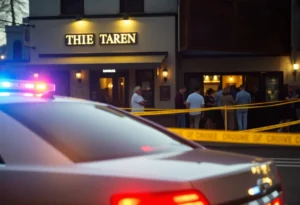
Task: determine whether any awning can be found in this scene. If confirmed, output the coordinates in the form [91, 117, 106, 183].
[32, 52, 168, 69]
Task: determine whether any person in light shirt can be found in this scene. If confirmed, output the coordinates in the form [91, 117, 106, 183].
[131, 86, 147, 112]
[185, 85, 205, 128]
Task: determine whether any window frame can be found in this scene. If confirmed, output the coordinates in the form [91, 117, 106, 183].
[60, 0, 84, 16]
[135, 69, 155, 108]
[0, 102, 201, 163]
[13, 40, 22, 60]
[0, 112, 5, 165]
[120, 0, 144, 13]
[0, 155, 4, 164]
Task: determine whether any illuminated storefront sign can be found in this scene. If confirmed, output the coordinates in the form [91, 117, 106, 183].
[65, 33, 138, 46]
[65, 34, 95, 46]
[99, 33, 137, 45]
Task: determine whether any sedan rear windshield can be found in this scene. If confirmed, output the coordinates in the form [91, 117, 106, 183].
[0, 102, 193, 162]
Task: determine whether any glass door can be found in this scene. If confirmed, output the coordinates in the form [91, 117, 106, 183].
[136, 70, 155, 108]
[243, 73, 263, 102]
[262, 72, 283, 102]
[90, 70, 129, 108]
[117, 76, 126, 107]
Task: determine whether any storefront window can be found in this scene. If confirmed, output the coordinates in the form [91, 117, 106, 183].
[13, 40, 22, 60]
[61, 0, 84, 15]
[265, 76, 279, 101]
[222, 75, 243, 89]
[203, 75, 220, 94]
[120, 0, 144, 13]
[185, 75, 204, 96]
[99, 78, 113, 101]
[136, 70, 154, 108]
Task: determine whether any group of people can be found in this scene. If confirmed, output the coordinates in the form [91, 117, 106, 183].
[129, 84, 300, 132]
[278, 84, 300, 132]
[175, 84, 252, 130]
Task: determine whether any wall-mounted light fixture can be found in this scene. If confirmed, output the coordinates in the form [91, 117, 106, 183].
[0, 54, 5, 60]
[123, 13, 129, 21]
[162, 68, 168, 82]
[75, 71, 82, 83]
[76, 15, 83, 21]
[293, 63, 299, 78]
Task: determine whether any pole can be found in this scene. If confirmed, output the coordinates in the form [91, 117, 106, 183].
[224, 106, 228, 131]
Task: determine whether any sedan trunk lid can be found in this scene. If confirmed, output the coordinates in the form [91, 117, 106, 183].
[78, 148, 283, 205]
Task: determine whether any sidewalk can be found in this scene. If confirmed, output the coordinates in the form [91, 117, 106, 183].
[144, 115, 176, 127]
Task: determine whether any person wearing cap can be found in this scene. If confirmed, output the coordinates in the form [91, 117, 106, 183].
[131, 86, 147, 112]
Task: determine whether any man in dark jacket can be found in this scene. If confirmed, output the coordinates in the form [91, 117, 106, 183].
[175, 86, 186, 127]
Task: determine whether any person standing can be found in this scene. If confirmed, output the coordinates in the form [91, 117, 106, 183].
[131, 86, 147, 112]
[215, 85, 223, 106]
[175, 86, 187, 128]
[215, 85, 224, 129]
[204, 88, 217, 129]
[220, 86, 235, 130]
[230, 85, 238, 100]
[186, 85, 205, 128]
[235, 84, 251, 130]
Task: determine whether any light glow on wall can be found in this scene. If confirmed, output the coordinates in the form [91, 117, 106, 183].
[69, 20, 93, 32]
[115, 19, 138, 30]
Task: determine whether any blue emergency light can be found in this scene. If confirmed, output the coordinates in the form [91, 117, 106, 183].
[0, 79, 55, 94]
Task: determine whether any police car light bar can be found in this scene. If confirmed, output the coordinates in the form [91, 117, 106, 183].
[0, 79, 55, 93]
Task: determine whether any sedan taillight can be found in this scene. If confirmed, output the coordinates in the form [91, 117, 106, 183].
[271, 197, 283, 205]
[277, 170, 285, 204]
[111, 190, 210, 205]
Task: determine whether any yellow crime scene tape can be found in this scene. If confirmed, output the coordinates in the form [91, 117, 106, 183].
[119, 99, 300, 146]
[119, 99, 297, 112]
[130, 99, 300, 116]
[168, 128, 300, 147]
[167, 119, 300, 146]
[244, 120, 300, 132]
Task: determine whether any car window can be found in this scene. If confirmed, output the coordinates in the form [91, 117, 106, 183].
[0, 102, 193, 162]
[0, 155, 4, 164]
[0, 112, 4, 165]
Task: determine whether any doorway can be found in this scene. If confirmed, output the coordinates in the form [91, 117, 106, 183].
[222, 75, 243, 89]
[90, 70, 129, 108]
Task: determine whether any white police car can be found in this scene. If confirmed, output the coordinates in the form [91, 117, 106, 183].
[0, 79, 284, 205]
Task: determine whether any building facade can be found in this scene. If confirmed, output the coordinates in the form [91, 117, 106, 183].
[4, 0, 300, 109]
[179, 0, 299, 101]
[18, 0, 177, 109]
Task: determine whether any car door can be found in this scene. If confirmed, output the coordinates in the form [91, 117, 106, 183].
[0, 111, 10, 204]
[0, 104, 75, 205]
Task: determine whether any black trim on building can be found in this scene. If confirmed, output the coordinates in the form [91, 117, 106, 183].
[179, 51, 289, 58]
[174, 12, 179, 91]
[39, 52, 168, 58]
[28, 13, 177, 20]
[60, 0, 84, 16]
[120, 0, 144, 13]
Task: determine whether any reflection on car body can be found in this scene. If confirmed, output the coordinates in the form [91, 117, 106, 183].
[0, 80, 285, 205]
